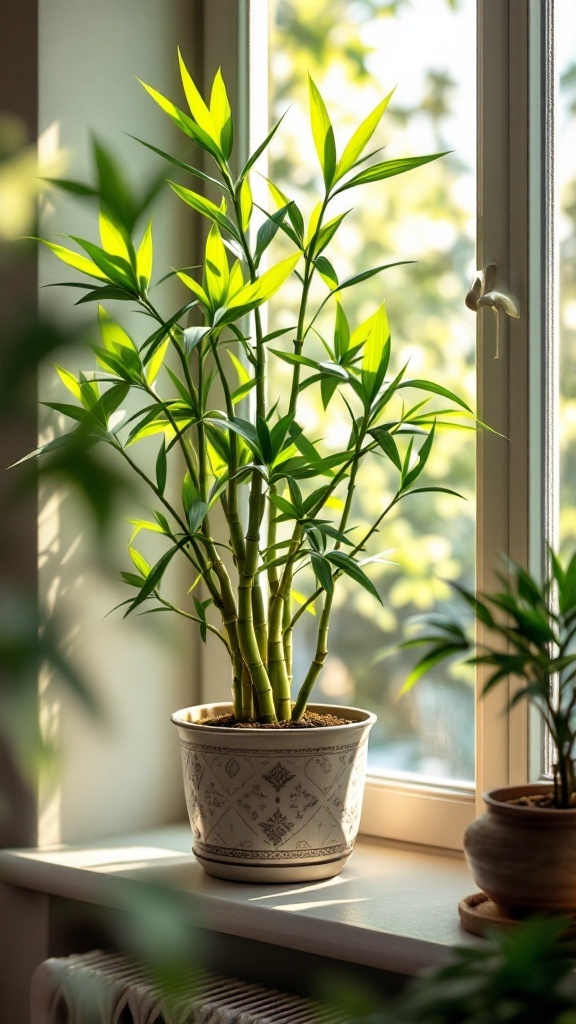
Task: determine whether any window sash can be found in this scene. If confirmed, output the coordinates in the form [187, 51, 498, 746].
[200, 0, 551, 848]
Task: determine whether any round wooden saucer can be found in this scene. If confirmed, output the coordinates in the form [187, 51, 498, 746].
[459, 892, 576, 938]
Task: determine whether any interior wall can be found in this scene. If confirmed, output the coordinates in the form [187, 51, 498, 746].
[37, 0, 203, 843]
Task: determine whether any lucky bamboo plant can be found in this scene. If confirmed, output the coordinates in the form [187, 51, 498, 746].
[26, 55, 471, 725]
[402, 550, 576, 808]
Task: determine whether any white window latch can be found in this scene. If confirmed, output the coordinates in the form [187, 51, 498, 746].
[465, 264, 520, 358]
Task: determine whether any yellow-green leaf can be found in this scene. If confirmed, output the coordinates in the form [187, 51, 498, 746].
[227, 350, 250, 386]
[128, 519, 165, 543]
[176, 270, 210, 308]
[177, 48, 216, 137]
[305, 201, 324, 247]
[228, 259, 244, 299]
[266, 178, 291, 211]
[55, 365, 82, 402]
[204, 222, 229, 308]
[129, 547, 151, 578]
[37, 239, 108, 280]
[228, 252, 301, 309]
[146, 337, 169, 386]
[136, 220, 153, 288]
[361, 302, 390, 398]
[308, 75, 337, 188]
[99, 211, 131, 262]
[291, 589, 317, 616]
[98, 306, 137, 353]
[335, 89, 395, 182]
[209, 68, 233, 159]
[239, 177, 253, 232]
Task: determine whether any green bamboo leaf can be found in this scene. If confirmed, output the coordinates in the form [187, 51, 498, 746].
[203, 222, 230, 308]
[121, 572, 146, 589]
[334, 302, 350, 359]
[335, 89, 395, 182]
[55, 365, 83, 402]
[98, 306, 137, 353]
[326, 550, 382, 604]
[210, 68, 233, 159]
[321, 377, 339, 410]
[308, 75, 337, 187]
[311, 552, 334, 595]
[140, 77, 221, 161]
[269, 493, 299, 519]
[231, 378, 258, 406]
[256, 416, 272, 463]
[370, 427, 402, 470]
[254, 205, 289, 264]
[398, 379, 472, 413]
[177, 271, 210, 308]
[128, 135, 225, 191]
[238, 111, 287, 181]
[333, 153, 448, 194]
[42, 401, 87, 423]
[315, 256, 339, 289]
[361, 302, 390, 401]
[188, 499, 209, 535]
[177, 48, 215, 135]
[99, 210, 131, 263]
[35, 238, 109, 281]
[70, 236, 135, 288]
[226, 252, 301, 311]
[146, 337, 169, 385]
[312, 210, 351, 256]
[136, 220, 153, 289]
[169, 182, 240, 240]
[269, 349, 319, 370]
[124, 543, 182, 616]
[129, 547, 151, 578]
[239, 177, 253, 232]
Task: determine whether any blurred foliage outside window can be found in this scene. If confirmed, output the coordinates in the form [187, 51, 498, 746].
[266, 0, 477, 781]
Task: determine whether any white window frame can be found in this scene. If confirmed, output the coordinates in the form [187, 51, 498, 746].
[199, 0, 555, 850]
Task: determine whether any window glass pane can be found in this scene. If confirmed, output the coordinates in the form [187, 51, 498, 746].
[265, 0, 476, 782]
[557, 2, 576, 553]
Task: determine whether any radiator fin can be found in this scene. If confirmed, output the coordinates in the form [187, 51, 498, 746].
[30, 951, 348, 1024]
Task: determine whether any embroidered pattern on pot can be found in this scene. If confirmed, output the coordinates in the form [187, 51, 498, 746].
[179, 740, 368, 861]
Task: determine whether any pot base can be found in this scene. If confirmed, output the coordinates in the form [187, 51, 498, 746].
[194, 848, 350, 883]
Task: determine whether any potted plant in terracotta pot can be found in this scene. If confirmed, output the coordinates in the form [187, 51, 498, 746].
[22, 55, 470, 882]
[402, 549, 576, 914]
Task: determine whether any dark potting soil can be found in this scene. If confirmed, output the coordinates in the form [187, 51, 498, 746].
[196, 711, 353, 728]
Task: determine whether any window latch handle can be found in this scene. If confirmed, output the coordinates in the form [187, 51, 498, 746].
[465, 266, 520, 358]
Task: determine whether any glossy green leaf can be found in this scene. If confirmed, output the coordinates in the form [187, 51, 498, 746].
[334, 153, 448, 194]
[311, 552, 334, 595]
[370, 427, 402, 470]
[139, 78, 221, 161]
[177, 49, 215, 135]
[129, 547, 151, 578]
[308, 75, 337, 187]
[177, 271, 210, 308]
[35, 239, 109, 281]
[210, 68, 233, 159]
[146, 337, 169, 385]
[55, 365, 82, 402]
[124, 542, 182, 616]
[361, 302, 390, 401]
[334, 302, 350, 359]
[136, 221, 153, 288]
[169, 182, 240, 240]
[203, 222, 230, 308]
[326, 550, 382, 604]
[98, 306, 137, 353]
[70, 236, 135, 288]
[239, 177, 253, 232]
[226, 252, 301, 312]
[335, 89, 395, 182]
[188, 499, 209, 535]
[99, 211, 131, 263]
[398, 379, 473, 413]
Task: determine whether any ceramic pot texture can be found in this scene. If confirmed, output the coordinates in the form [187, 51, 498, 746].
[171, 702, 376, 883]
[464, 784, 576, 914]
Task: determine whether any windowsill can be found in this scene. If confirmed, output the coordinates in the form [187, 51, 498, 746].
[0, 828, 478, 976]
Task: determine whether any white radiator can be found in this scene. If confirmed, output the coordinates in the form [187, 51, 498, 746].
[30, 950, 348, 1024]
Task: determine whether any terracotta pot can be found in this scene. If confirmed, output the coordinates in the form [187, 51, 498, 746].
[464, 784, 576, 914]
[171, 701, 376, 883]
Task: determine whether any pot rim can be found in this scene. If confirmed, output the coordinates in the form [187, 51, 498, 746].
[171, 700, 376, 734]
[484, 783, 576, 820]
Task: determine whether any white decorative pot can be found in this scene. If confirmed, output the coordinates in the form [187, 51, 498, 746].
[171, 701, 376, 883]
